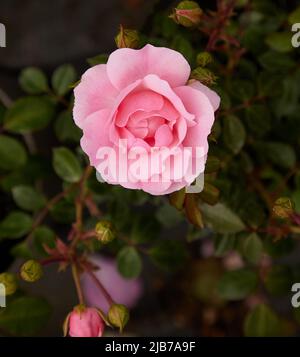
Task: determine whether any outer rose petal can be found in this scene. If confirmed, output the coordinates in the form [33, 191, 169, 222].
[189, 80, 220, 112]
[174, 86, 215, 151]
[106, 44, 191, 90]
[73, 64, 118, 128]
[80, 109, 112, 166]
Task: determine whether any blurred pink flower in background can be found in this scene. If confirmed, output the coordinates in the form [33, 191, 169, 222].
[81, 255, 143, 313]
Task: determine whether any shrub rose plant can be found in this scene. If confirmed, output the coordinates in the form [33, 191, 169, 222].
[0, 0, 300, 337]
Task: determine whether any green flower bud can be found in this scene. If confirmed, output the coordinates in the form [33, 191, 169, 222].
[108, 303, 129, 332]
[273, 197, 294, 219]
[95, 220, 116, 244]
[0, 272, 18, 296]
[115, 26, 139, 49]
[196, 52, 213, 67]
[20, 259, 43, 282]
[171, 1, 202, 28]
[190, 67, 217, 86]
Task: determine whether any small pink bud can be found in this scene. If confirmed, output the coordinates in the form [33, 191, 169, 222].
[66, 305, 105, 337]
[171, 1, 203, 28]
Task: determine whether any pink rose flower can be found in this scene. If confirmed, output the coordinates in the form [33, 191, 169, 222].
[67, 306, 105, 337]
[81, 255, 143, 314]
[73, 44, 220, 195]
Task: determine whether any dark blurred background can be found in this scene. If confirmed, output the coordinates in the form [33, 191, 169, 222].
[0, 0, 162, 97]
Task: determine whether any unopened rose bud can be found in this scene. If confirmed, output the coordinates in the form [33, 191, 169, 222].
[95, 220, 116, 244]
[65, 305, 105, 337]
[196, 52, 213, 67]
[273, 197, 294, 219]
[108, 303, 129, 332]
[115, 25, 139, 49]
[191, 67, 217, 86]
[0, 272, 18, 295]
[20, 260, 43, 282]
[171, 1, 203, 28]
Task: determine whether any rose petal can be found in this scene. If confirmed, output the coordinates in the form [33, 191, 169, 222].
[115, 90, 164, 127]
[80, 109, 112, 166]
[155, 124, 173, 147]
[107, 44, 190, 91]
[73, 65, 118, 128]
[189, 80, 220, 112]
[174, 86, 215, 152]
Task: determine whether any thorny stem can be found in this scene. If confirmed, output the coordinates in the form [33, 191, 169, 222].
[39, 257, 66, 266]
[70, 166, 93, 249]
[205, 0, 236, 52]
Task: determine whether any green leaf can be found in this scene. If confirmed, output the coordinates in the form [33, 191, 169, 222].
[218, 268, 258, 300]
[199, 182, 220, 205]
[149, 240, 187, 271]
[12, 185, 46, 212]
[172, 34, 194, 64]
[131, 215, 160, 243]
[32, 226, 56, 257]
[229, 79, 255, 101]
[50, 199, 75, 224]
[155, 204, 183, 228]
[223, 115, 246, 154]
[52, 64, 76, 96]
[19, 67, 49, 94]
[244, 304, 281, 337]
[87, 54, 109, 66]
[244, 105, 271, 138]
[201, 203, 246, 234]
[264, 142, 296, 169]
[52, 147, 82, 183]
[54, 111, 81, 143]
[0, 135, 27, 170]
[264, 236, 294, 258]
[214, 234, 237, 257]
[0, 296, 51, 336]
[259, 51, 294, 72]
[0, 211, 32, 239]
[4, 97, 55, 133]
[10, 242, 33, 259]
[242, 233, 263, 264]
[264, 265, 293, 296]
[265, 32, 293, 53]
[117, 246, 142, 279]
